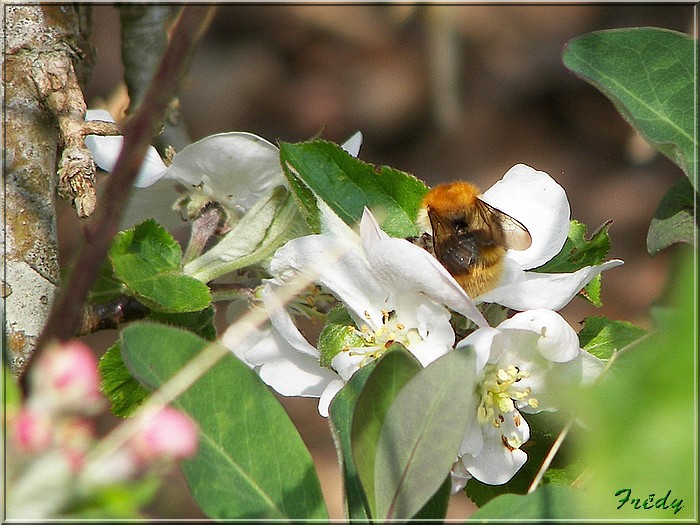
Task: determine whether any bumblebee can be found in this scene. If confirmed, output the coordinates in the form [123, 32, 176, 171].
[417, 181, 532, 298]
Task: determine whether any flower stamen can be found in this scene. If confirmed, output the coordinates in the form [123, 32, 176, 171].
[345, 310, 420, 369]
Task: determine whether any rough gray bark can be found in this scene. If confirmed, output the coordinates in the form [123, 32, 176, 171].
[3, 5, 94, 375]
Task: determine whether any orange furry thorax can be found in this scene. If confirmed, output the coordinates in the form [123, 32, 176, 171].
[420, 182, 481, 214]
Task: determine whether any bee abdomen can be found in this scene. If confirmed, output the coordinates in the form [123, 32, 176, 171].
[441, 236, 479, 274]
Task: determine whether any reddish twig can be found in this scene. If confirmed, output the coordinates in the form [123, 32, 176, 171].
[27, 6, 216, 383]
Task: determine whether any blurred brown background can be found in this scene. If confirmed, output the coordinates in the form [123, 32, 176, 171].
[63, 4, 694, 520]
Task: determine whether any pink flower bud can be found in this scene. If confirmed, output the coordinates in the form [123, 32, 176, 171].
[130, 407, 198, 463]
[55, 417, 96, 472]
[12, 408, 53, 454]
[30, 340, 104, 415]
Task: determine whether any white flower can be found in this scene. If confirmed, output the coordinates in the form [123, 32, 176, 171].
[436, 164, 623, 311]
[226, 204, 488, 416]
[452, 308, 603, 488]
[84, 109, 362, 226]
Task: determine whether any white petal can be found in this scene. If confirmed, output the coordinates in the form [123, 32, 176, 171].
[482, 164, 570, 270]
[262, 284, 321, 360]
[340, 131, 363, 157]
[257, 354, 337, 399]
[162, 132, 284, 211]
[223, 295, 338, 400]
[450, 460, 472, 495]
[529, 350, 605, 412]
[457, 399, 484, 457]
[120, 179, 184, 231]
[360, 210, 488, 328]
[404, 300, 454, 366]
[577, 349, 605, 384]
[84, 110, 167, 187]
[480, 259, 624, 311]
[319, 379, 346, 417]
[270, 234, 387, 329]
[319, 199, 360, 239]
[462, 423, 529, 485]
[456, 327, 500, 374]
[499, 309, 579, 362]
[86, 108, 115, 123]
[330, 352, 365, 382]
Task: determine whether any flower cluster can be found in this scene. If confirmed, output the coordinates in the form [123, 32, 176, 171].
[6, 340, 198, 519]
[224, 159, 620, 490]
[83, 120, 621, 493]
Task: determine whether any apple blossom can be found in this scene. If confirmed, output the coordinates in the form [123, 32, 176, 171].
[227, 204, 487, 416]
[85, 109, 362, 222]
[426, 164, 623, 311]
[451, 308, 604, 490]
[11, 408, 53, 454]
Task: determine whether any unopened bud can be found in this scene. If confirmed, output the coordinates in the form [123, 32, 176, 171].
[30, 340, 104, 415]
[130, 407, 198, 463]
[12, 408, 53, 454]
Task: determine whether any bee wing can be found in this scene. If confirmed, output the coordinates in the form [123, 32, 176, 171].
[475, 198, 532, 251]
[426, 207, 454, 259]
[427, 207, 478, 272]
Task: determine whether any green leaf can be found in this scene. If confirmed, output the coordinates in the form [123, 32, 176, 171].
[568, 250, 695, 518]
[533, 220, 612, 306]
[563, 28, 698, 185]
[110, 220, 211, 313]
[351, 346, 422, 517]
[647, 177, 697, 255]
[578, 316, 647, 360]
[147, 306, 218, 341]
[465, 412, 572, 508]
[99, 342, 150, 418]
[468, 485, 584, 520]
[535, 220, 611, 273]
[88, 260, 126, 304]
[279, 140, 428, 237]
[413, 475, 451, 520]
[328, 359, 378, 521]
[374, 346, 477, 520]
[120, 323, 328, 520]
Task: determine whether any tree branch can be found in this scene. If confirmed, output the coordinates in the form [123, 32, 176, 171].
[27, 6, 216, 382]
[4, 5, 93, 375]
[118, 5, 192, 154]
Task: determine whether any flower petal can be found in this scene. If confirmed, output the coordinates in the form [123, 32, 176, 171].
[84, 109, 167, 187]
[330, 352, 365, 382]
[499, 309, 580, 362]
[269, 231, 388, 329]
[482, 164, 570, 270]
[224, 294, 338, 400]
[340, 131, 363, 157]
[461, 422, 529, 485]
[456, 327, 500, 374]
[479, 259, 624, 311]
[319, 379, 346, 417]
[262, 284, 321, 360]
[450, 460, 472, 495]
[162, 132, 284, 211]
[360, 209, 488, 328]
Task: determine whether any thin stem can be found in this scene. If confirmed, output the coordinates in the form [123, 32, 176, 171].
[527, 418, 573, 494]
